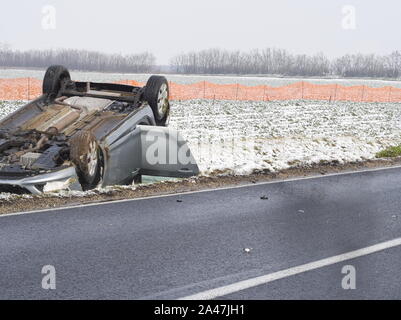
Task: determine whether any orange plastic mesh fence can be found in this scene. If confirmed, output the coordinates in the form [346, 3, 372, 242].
[1, 78, 401, 103]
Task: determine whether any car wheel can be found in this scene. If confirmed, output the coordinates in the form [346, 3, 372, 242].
[133, 174, 142, 184]
[43, 65, 71, 98]
[144, 76, 170, 126]
[70, 130, 102, 190]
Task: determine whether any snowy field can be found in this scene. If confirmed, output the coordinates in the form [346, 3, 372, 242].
[168, 99, 401, 175]
[2, 99, 401, 177]
[1, 68, 401, 88]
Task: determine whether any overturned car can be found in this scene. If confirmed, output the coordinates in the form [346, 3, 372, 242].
[0, 65, 199, 194]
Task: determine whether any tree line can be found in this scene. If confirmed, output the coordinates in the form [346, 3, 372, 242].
[0, 46, 156, 73]
[1, 45, 400, 78]
[170, 48, 401, 78]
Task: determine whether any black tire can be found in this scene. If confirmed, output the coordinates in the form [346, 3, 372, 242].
[69, 130, 102, 190]
[144, 76, 170, 126]
[133, 174, 142, 184]
[43, 65, 71, 98]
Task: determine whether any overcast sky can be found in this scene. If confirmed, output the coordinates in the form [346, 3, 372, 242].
[0, 0, 400, 64]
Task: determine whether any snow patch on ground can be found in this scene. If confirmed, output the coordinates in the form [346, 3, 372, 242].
[0, 100, 26, 118]
[169, 99, 401, 175]
[1, 99, 401, 195]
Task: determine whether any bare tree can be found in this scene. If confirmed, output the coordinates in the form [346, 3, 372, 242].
[0, 46, 156, 73]
[170, 48, 401, 78]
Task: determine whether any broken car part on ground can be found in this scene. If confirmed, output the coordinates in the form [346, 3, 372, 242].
[0, 65, 199, 194]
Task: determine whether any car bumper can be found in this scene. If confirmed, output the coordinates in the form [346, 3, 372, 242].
[0, 167, 82, 195]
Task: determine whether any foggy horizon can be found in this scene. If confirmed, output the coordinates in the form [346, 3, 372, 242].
[1, 45, 400, 67]
[1, 0, 400, 65]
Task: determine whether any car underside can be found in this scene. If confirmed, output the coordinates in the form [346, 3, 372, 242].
[0, 66, 199, 194]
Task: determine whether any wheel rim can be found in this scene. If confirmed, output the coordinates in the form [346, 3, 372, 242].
[87, 141, 98, 177]
[157, 83, 169, 117]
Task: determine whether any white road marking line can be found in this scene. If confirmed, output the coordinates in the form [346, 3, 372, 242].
[1, 164, 401, 219]
[179, 237, 401, 300]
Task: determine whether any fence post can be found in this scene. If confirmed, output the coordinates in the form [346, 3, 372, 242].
[334, 84, 338, 101]
[203, 81, 206, 99]
[361, 85, 366, 102]
[388, 87, 392, 102]
[27, 77, 30, 100]
[263, 85, 266, 101]
[301, 81, 304, 100]
[235, 83, 239, 100]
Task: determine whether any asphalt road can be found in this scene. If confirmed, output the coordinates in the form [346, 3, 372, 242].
[1, 167, 401, 300]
